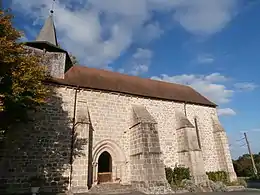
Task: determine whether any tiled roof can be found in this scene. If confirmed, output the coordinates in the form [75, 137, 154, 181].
[50, 65, 216, 107]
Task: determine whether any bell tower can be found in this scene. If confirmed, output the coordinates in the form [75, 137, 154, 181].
[24, 0, 72, 79]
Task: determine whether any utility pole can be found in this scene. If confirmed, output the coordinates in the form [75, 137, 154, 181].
[244, 132, 258, 175]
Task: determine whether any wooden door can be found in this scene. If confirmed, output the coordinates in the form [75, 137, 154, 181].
[98, 151, 112, 183]
[98, 172, 112, 183]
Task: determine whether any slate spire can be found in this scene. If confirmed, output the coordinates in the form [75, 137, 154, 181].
[35, 0, 58, 46]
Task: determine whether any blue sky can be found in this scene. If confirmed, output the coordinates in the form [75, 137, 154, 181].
[4, 0, 260, 159]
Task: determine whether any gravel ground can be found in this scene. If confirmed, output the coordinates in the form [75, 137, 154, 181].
[82, 189, 260, 195]
[4, 188, 260, 195]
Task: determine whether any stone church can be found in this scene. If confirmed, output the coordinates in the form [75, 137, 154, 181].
[0, 13, 237, 194]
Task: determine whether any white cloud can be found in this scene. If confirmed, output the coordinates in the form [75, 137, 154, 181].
[120, 48, 153, 76]
[133, 48, 153, 59]
[240, 128, 260, 133]
[11, 0, 239, 68]
[234, 82, 258, 92]
[130, 65, 149, 76]
[172, 0, 238, 35]
[251, 128, 260, 132]
[197, 54, 215, 64]
[151, 73, 233, 104]
[205, 73, 228, 82]
[137, 22, 164, 44]
[218, 108, 236, 116]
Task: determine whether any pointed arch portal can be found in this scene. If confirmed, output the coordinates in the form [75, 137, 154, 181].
[97, 151, 112, 183]
[92, 139, 127, 184]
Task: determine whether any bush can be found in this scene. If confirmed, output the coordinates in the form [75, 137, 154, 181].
[228, 177, 247, 187]
[181, 179, 202, 192]
[165, 165, 190, 187]
[165, 167, 174, 185]
[249, 174, 260, 181]
[238, 177, 247, 187]
[208, 180, 228, 192]
[206, 171, 228, 184]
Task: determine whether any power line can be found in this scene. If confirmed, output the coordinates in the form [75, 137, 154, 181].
[239, 143, 246, 147]
[236, 137, 245, 142]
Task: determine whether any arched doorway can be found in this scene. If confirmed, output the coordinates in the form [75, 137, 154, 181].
[92, 139, 127, 184]
[98, 151, 112, 183]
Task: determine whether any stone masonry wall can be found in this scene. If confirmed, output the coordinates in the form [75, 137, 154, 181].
[67, 86, 236, 184]
[0, 87, 74, 193]
[0, 84, 236, 193]
[185, 104, 222, 172]
[25, 46, 67, 79]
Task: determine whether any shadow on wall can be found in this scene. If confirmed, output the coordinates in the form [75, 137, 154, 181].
[0, 85, 87, 194]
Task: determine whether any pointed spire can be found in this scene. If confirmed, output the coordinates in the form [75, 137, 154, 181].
[36, 0, 58, 46]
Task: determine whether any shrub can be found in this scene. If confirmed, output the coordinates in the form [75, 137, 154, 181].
[165, 165, 190, 187]
[208, 180, 228, 192]
[165, 167, 173, 185]
[181, 179, 202, 192]
[206, 171, 228, 184]
[249, 174, 260, 181]
[227, 177, 247, 187]
[237, 178, 247, 187]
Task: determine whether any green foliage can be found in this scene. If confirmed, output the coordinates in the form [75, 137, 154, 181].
[165, 167, 173, 184]
[206, 171, 228, 184]
[233, 153, 260, 177]
[226, 177, 247, 187]
[208, 180, 228, 192]
[165, 165, 190, 187]
[181, 179, 201, 192]
[237, 177, 248, 187]
[69, 53, 79, 65]
[227, 177, 247, 187]
[249, 174, 260, 181]
[0, 9, 48, 131]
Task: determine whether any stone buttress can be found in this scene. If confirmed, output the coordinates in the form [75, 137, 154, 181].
[175, 111, 208, 184]
[70, 98, 93, 193]
[212, 117, 237, 182]
[129, 105, 172, 194]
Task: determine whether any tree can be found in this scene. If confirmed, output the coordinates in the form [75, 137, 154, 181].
[69, 53, 79, 65]
[0, 9, 87, 193]
[233, 153, 260, 177]
[0, 9, 48, 130]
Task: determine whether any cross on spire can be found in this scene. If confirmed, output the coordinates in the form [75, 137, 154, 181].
[35, 0, 58, 46]
[50, 0, 55, 15]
